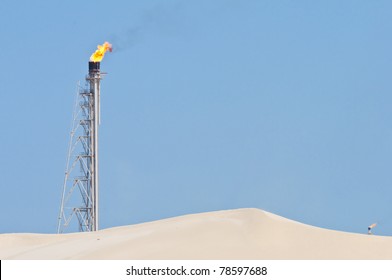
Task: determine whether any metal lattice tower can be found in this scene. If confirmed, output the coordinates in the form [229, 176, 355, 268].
[57, 62, 103, 233]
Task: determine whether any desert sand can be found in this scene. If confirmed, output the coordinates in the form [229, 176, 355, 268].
[1, 208, 392, 259]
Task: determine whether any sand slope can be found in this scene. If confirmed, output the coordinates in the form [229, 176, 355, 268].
[1, 208, 391, 259]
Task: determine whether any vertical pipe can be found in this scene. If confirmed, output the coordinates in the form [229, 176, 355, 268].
[88, 61, 100, 231]
[93, 74, 99, 231]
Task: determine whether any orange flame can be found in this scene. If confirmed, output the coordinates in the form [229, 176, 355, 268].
[90, 42, 112, 62]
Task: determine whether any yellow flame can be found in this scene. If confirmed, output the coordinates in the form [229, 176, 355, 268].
[90, 42, 112, 62]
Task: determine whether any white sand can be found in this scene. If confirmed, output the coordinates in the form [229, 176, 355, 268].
[1, 208, 391, 259]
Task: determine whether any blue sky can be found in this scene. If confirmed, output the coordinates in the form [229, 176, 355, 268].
[1, 0, 392, 235]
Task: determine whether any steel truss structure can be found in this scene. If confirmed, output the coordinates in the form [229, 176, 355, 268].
[57, 62, 101, 233]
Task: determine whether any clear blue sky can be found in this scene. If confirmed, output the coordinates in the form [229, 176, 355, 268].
[1, 0, 392, 235]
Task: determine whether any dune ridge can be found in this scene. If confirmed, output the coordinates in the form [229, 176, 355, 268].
[1, 208, 391, 259]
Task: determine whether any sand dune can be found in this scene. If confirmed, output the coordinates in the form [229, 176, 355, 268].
[1, 208, 392, 259]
